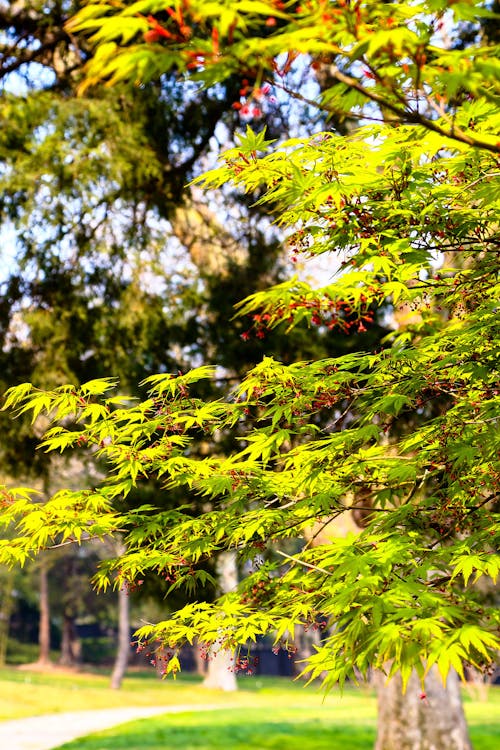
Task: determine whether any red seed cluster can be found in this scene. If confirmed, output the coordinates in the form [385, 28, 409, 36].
[232, 654, 260, 674]
[232, 81, 277, 122]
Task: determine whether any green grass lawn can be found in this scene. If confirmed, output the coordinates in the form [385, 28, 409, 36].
[0, 668, 498, 750]
[50, 687, 500, 750]
[0, 667, 251, 719]
[0, 667, 373, 718]
[54, 704, 378, 750]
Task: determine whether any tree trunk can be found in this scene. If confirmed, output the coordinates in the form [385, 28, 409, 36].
[375, 666, 472, 750]
[293, 622, 323, 677]
[59, 612, 81, 667]
[203, 550, 238, 692]
[0, 568, 14, 667]
[110, 578, 130, 689]
[37, 556, 52, 667]
[192, 637, 208, 676]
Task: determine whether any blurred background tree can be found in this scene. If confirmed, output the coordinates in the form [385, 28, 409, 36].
[0, 0, 385, 685]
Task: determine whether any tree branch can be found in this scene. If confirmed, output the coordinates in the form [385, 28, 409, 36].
[270, 68, 499, 154]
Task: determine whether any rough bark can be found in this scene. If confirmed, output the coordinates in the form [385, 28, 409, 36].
[110, 575, 130, 689]
[202, 550, 238, 692]
[375, 666, 472, 750]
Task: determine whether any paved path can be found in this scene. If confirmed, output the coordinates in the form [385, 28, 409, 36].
[0, 704, 226, 750]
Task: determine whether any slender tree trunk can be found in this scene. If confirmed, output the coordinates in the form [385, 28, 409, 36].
[463, 665, 491, 702]
[293, 622, 322, 678]
[110, 573, 130, 689]
[37, 556, 52, 667]
[375, 666, 472, 750]
[203, 550, 238, 692]
[59, 612, 81, 667]
[0, 568, 14, 667]
[192, 637, 208, 676]
[59, 613, 72, 667]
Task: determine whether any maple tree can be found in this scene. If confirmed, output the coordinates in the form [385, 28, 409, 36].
[0, 0, 499, 718]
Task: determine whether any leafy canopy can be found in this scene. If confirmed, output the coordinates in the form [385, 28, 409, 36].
[1, 0, 499, 689]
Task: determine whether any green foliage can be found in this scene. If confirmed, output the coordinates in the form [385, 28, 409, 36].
[1, 0, 499, 693]
[69, 1, 500, 150]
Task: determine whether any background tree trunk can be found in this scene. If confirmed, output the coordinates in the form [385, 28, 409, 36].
[375, 666, 472, 750]
[37, 556, 52, 667]
[203, 551, 238, 692]
[192, 637, 208, 676]
[110, 545, 130, 689]
[293, 623, 323, 678]
[0, 568, 14, 667]
[59, 612, 81, 667]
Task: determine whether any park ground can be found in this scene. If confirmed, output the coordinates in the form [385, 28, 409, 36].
[0, 667, 499, 750]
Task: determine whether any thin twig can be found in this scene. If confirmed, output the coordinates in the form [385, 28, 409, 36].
[275, 548, 331, 575]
